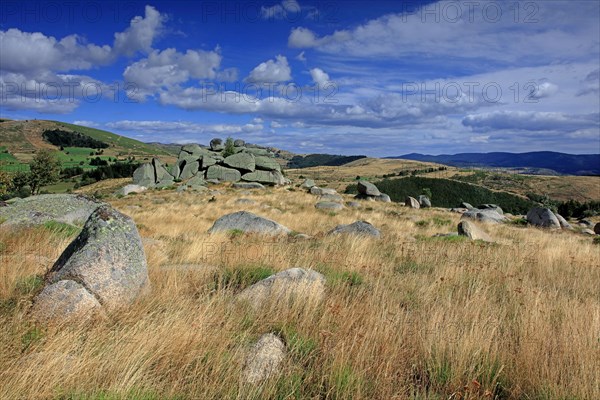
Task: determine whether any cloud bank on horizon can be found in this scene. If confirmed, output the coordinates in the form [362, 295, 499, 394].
[0, 0, 598, 156]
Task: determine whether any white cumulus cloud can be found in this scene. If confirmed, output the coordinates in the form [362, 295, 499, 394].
[246, 55, 292, 83]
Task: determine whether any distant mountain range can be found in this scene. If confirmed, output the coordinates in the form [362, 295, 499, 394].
[388, 152, 600, 176]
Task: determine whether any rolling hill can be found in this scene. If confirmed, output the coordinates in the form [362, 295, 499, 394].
[391, 152, 600, 176]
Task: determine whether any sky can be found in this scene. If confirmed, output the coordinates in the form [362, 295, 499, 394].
[0, 0, 599, 156]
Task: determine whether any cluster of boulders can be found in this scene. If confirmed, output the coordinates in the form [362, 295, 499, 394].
[355, 181, 391, 202]
[131, 139, 286, 191]
[405, 195, 431, 209]
[461, 204, 507, 224]
[30, 204, 150, 323]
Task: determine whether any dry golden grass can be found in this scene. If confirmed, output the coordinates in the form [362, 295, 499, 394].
[0, 185, 599, 399]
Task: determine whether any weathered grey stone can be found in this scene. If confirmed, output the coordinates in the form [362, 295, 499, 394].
[232, 182, 266, 190]
[187, 175, 207, 189]
[181, 144, 205, 156]
[462, 208, 507, 224]
[242, 333, 286, 384]
[234, 146, 246, 153]
[461, 202, 474, 209]
[244, 147, 271, 157]
[579, 219, 593, 227]
[155, 179, 174, 189]
[315, 201, 344, 211]
[346, 201, 361, 208]
[208, 211, 291, 235]
[300, 179, 316, 189]
[405, 196, 420, 209]
[0, 194, 102, 227]
[201, 156, 218, 169]
[375, 194, 391, 203]
[116, 185, 147, 196]
[357, 180, 381, 196]
[478, 204, 503, 214]
[457, 220, 492, 242]
[242, 170, 285, 185]
[30, 280, 101, 323]
[310, 187, 337, 196]
[223, 152, 256, 172]
[206, 165, 242, 182]
[582, 229, 596, 235]
[319, 193, 344, 202]
[170, 163, 180, 179]
[238, 268, 325, 309]
[328, 220, 381, 238]
[254, 156, 281, 171]
[48, 206, 150, 310]
[556, 214, 573, 230]
[526, 207, 561, 229]
[153, 158, 173, 183]
[210, 138, 224, 151]
[418, 195, 432, 208]
[206, 179, 220, 185]
[133, 163, 155, 187]
[234, 139, 245, 147]
[179, 161, 200, 180]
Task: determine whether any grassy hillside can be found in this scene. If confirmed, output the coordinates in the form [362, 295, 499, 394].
[0, 185, 598, 398]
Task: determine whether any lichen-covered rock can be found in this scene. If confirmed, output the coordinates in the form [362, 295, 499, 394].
[405, 196, 420, 209]
[254, 156, 281, 171]
[0, 194, 103, 227]
[179, 161, 200, 180]
[328, 220, 381, 238]
[315, 201, 344, 211]
[208, 211, 291, 235]
[232, 182, 266, 190]
[30, 280, 101, 323]
[132, 163, 155, 187]
[186, 175, 207, 190]
[241, 170, 285, 185]
[526, 207, 561, 229]
[457, 220, 492, 242]
[300, 179, 316, 189]
[418, 195, 431, 208]
[244, 147, 271, 157]
[47, 206, 150, 310]
[206, 165, 242, 182]
[242, 333, 286, 384]
[153, 158, 173, 184]
[237, 268, 326, 309]
[462, 208, 507, 224]
[357, 181, 381, 196]
[223, 152, 256, 172]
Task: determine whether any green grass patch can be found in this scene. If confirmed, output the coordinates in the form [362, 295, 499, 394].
[416, 234, 468, 243]
[314, 263, 364, 287]
[21, 326, 44, 351]
[15, 275, 45, 296]
[42, 221, 81, 238]
[214, 264, 275, 291]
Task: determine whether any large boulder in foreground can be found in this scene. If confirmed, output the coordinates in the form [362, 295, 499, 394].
[405, 196, 420, 209]
[457, 220, 492, 242]
[328, 220, 381, 238]
[526, 207, 561, 229]
[30, 280, 101, 323]
[242, 333, 286, 384]
[207, 211, 291, 236]
[0, 194, 102, 227]
[357, 181, 380, 196]
[47, 206, 150, 310]
[132, 163, 155, 187]
[237, 268, 326, 309]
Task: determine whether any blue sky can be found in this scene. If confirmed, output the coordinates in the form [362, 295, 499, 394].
[1, 0, 599, 156]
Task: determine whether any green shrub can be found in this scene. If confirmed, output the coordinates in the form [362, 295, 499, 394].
[42, 220, 80, 238]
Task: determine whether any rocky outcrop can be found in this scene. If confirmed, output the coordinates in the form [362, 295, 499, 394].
[208, 211, 291, 236]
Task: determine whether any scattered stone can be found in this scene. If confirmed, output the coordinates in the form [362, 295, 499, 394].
[232, 182, 266, 190]
[457, 220, 492, 242]
[405, 196, 420, 209]
[30, 280, 101, 323]
[46, 206, 150, 310]
[206, 165, 242, 182]
[300, 179, 316, 189]
[526, 207, 561, 229]
[462, 208, 507, 224]
[0, 194, 102, 227]
[357, 180, 381, 196]
[242, 333, 286, 384]
[208, 211, 291, 235]
[375, 194, 392, 203]
[555, 214, 573, 230]
[237, 268, 326, 309]
[328, 220, 381, 238]
[450, 207, 468, 213]
[478, 204, 503, 214]
[418, 195, 432, 208]
[315, 201, 344, 211]
[319, 193, 344, 202]
[582, 229, 596, 235]
[310, 187, 337, 196]
[346, 201, 361, 208]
